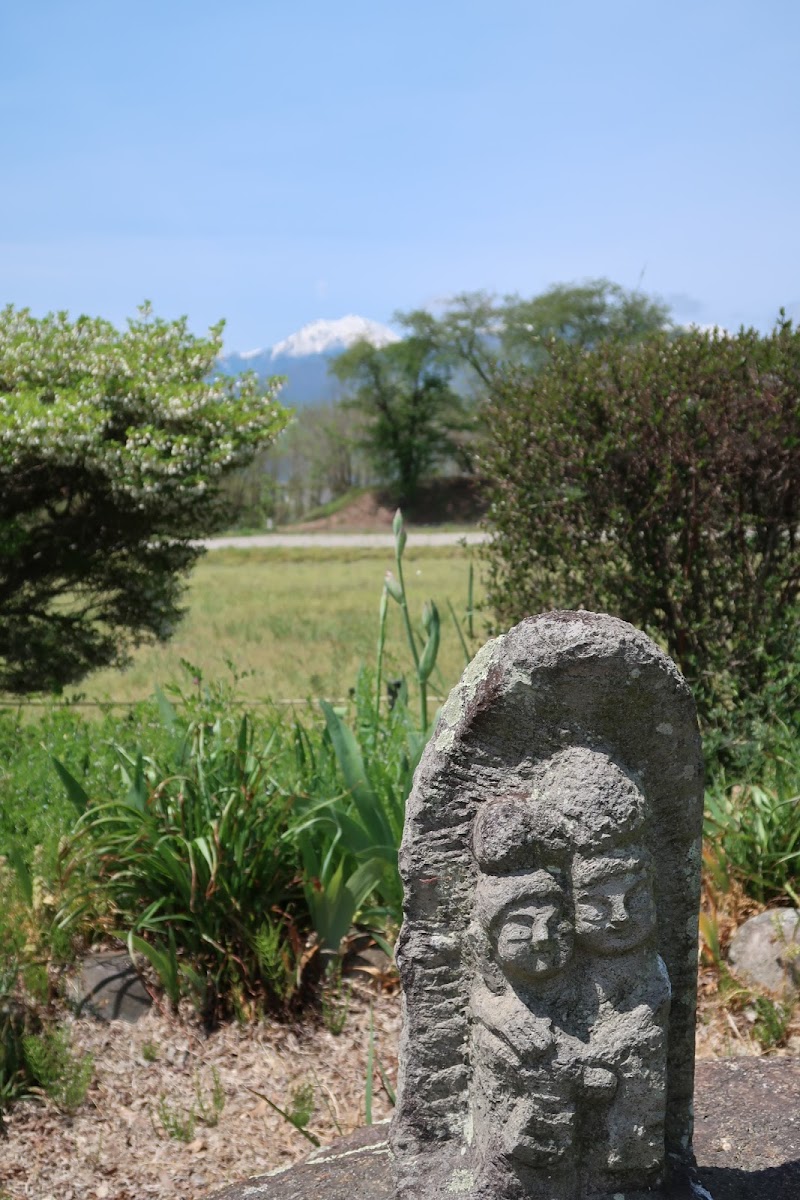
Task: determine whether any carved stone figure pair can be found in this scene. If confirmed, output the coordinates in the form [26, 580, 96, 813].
[469, 748, 670, 1196]
[391, 612, 705, 1200]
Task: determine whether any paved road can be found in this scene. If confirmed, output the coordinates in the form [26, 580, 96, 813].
[201, 531, 491, 550]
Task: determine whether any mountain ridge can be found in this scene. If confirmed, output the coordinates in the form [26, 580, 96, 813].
[219, 315, 398, 407]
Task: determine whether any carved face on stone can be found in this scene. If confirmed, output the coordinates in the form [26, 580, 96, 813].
[477, 871, 574, 984]
[572, 849, 656, 955]
[471, 797, 574, 985]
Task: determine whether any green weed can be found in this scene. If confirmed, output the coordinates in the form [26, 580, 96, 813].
[364, 1002, 395, 1126]
[194, 1066, 225, 1127]
[153, 1068, 225, 1141]
[751, 996, 793, 1052]
[252, 918, 298, 1004]
[250, 1080, 320, 1147]
[154, 1095, 196, 1143]
[287, 1081, 315, 1129]
[320, 960, 352, 1035]
[57, 700, 305, 1022]
[22, 1024, 93, 1114]
[704, 727, 800, 905]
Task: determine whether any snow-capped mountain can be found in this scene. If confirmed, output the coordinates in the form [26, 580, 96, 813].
[218, 316, 399, 407]
[271, 315, 398, 359]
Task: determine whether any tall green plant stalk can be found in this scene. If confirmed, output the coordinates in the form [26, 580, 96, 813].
[466, 558, 475, 641]
[375, 588, 388, 724]
[387, 511, 422, 701]
[384, 510, 441, 732]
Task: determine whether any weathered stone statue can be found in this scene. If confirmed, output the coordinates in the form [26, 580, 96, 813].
[391, 612, 704, 1199]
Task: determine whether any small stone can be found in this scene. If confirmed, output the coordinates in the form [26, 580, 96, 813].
[728, 909, 800, 995]
[67, 951, 152, 1023]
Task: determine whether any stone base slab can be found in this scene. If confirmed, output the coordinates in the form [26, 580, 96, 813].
[208, 1057, 800, 1200]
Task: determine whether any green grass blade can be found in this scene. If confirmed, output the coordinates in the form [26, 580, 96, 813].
[319, 700, 375, 808]
[446, 597, 471, 666]
[319, 699, 395, 850]
[365, 1003, 375, 1125]
[247, 1089, 321, 1147]
[5, 843, 33, 907]
[155, 687, 178, 729]
[377, 1057, 396, 1106]
[127, 932, 179, 1006]
[51, 757, 89, 815]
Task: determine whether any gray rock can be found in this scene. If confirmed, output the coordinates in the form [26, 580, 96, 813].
[207, 1058, 800, 1200]
[208, 1125, 394, 1200]
[728, 909, 800, 995]
[67, 951, 152, 1022]
[391, 612, 705, 1199]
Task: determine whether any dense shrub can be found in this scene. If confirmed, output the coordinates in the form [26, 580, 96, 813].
[0, 304, 287, 693]
[480, 320, 799, 762]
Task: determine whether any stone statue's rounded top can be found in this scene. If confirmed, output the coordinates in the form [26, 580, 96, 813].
[532, 745, 648, 852]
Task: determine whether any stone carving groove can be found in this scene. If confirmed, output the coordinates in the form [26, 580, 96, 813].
[391, 612, 704, 1199]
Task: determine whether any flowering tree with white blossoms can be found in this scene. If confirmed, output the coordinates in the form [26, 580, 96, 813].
[0, 304, 288, 693]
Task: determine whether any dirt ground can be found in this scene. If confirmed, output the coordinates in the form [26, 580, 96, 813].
[290, 477, 488, 532]
[0, 979, 400, 1200]
[1, 966, 797, 1200]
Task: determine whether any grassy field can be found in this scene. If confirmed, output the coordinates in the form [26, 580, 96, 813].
[67, 543, 487, 706]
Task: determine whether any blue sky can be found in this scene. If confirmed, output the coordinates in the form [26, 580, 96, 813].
[3, 1, 799, 351]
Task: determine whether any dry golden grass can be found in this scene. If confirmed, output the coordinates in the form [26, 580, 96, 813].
[75, 545, 487, 705]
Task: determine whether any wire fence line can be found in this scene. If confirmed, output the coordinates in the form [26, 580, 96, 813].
[0, 696, 353, 710]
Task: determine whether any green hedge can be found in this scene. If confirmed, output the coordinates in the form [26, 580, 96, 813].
[481, 320, 799, 767]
